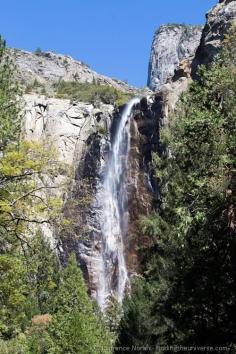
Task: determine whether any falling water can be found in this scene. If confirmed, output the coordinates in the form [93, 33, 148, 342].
[97, 98, 140, 310]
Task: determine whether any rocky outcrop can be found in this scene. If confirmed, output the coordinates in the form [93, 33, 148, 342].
[148, 0, 236, 113]
[13, 49, 141, 95]
[23, 94, 114, 166]
[193, 0, 236, 69]
[147, 24, 202, 91]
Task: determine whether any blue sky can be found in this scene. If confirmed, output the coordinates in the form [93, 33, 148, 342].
[0, 0, 216, 87]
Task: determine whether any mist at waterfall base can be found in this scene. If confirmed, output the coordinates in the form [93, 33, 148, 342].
[96, 98, 140, 311]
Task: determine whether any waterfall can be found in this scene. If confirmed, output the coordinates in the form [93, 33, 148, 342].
[96, 98, 140, 310]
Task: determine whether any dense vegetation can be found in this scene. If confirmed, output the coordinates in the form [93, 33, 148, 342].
[0, 37, 21, 150]
[25, 79, 133, 106]
[53, 80, 133, 106]
[25, 79, 47, 96]
[0, 37, 112, 353]
[116, 28, 236, 352]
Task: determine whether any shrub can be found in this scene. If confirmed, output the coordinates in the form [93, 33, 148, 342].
[53, 81, 133, 106]
[25, 79, 47, 95]
[34, 48, 42, 56]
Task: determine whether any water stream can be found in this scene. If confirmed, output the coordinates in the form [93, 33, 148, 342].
[97, 98, 140, 310]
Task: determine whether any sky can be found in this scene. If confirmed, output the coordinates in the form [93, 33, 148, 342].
[0, 0, 217, 87]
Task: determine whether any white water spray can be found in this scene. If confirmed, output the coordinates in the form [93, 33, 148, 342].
[97, 98, 140, 310]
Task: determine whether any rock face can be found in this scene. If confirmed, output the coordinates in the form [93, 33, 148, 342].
[147, 24, 202, 91]
[193, 0, 236, 69]
[13, 49, 139, 95]
[58, 99, 159, 305]
[23, 94, 114, 166]
[23, 93, 114, 247]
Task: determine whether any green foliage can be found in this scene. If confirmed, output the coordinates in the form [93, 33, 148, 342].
[0, 39, 66, 256]
[24, 232, 60, 316]
[0, 140, 64, 252]
[104, 297, 123, 334]
[117, 28, 236, 350]
[0, 334, 27, 354]
[0, 233, 60, 340]
[62, 58, 69, 69]
[0, 255, 27, 338]
[24, 315, 55, 354]
[49, 254, 113, 354]
[0, 36, 21, 150]
[0, 246, 113, 354]
[54, 80, 133, 106]
[34, 48, 42, 56]
[95, 124, 107, 136]
[25, 79, 47, 95]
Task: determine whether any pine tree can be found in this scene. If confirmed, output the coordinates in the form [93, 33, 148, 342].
[0, 36, 21, 150]
[0, 254, 27, 339]
[49, 254, 113, 354]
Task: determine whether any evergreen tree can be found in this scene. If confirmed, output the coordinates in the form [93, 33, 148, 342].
[48, 254, 113, 354]
[23, 232, 60, 322]
[0, 254, 27, 339]
[0, 36, 21, 150]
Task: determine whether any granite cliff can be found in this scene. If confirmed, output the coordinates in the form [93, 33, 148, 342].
[193, 0, 236, 69]
[13, 49, 139, 95]
[148, 0, 236, 92]
[147, 24, 202, 91]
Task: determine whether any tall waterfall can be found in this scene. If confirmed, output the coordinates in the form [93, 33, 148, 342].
[97, 98, 140, 310]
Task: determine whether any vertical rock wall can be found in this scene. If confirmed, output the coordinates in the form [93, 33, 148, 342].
[147, 24, 202, 91]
